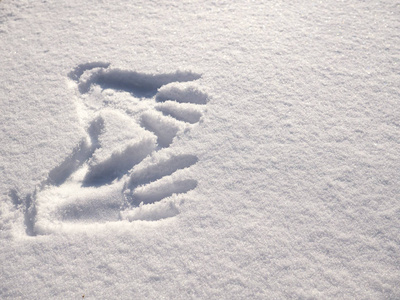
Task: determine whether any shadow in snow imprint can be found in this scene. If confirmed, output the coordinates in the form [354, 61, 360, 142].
[70, 63, 202, 98]
[9, 189, 36, 236]
[82, 137, 156, 187]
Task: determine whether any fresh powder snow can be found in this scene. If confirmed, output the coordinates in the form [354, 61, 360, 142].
[1, 0, 399, 299]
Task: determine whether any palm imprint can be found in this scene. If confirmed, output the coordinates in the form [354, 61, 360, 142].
[30, 62, 208, 234]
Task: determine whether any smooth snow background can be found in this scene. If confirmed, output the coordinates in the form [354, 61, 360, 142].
[1, 0, 399, 298]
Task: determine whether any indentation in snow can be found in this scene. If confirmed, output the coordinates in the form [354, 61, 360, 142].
[20, 63, 208, 235]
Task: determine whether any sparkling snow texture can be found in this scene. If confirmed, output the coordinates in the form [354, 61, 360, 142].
[1, 0, 399, 298]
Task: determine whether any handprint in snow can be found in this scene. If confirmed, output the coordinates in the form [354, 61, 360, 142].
[28, 62, 208, 235]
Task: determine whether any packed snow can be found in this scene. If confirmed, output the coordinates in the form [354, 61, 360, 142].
[1, 0, 399, 298]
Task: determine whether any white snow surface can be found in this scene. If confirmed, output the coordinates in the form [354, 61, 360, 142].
[1, 0, 400, 298]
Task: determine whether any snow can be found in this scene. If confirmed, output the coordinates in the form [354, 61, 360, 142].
[1, 0, 399, 298]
